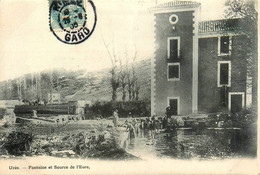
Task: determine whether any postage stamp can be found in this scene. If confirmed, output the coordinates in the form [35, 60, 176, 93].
[49, 0, 97, 44]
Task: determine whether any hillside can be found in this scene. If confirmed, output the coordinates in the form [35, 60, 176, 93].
[0, 59, 151, 103]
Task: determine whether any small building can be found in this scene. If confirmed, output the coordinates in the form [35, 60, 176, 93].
[150, 1, 256, 116]
[0, 100, 18, 123]
[0, 100, 21, 108]
[47, 92, 61, 104]
[68, 100, 91, 119]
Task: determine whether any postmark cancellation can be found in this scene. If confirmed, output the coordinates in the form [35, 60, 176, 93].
[49, 0, 97, 44]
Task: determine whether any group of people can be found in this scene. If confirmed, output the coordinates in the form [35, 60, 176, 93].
[112, 109, 137, 138]
[111, 106, 177, 139]
[140, 115, 178, 131]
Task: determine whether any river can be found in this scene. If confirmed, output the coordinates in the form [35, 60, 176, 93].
[124, 128, 256, 160]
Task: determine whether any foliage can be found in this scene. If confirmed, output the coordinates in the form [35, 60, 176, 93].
[230, 108, 257, 128]
[74, 133, 135, 159]
[0, 108, 6, 120]
[224, 0, 258, 108]
[0, 59, 151, 102]
[85, 101, 151, 119]
[3, 131, 33, 156]
[0, 69, 82, 102]
[224, 0, 257, 20]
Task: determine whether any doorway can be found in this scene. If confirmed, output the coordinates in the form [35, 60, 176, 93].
[168, 97, 179, 115]
[229, 92, 244, 113]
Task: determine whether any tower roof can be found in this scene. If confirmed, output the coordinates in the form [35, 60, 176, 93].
[150, 1, 201, 13]
[155, 1, 201, 8]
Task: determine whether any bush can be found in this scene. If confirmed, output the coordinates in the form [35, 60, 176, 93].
[74, 133, 138, 160]
[0, 108, 6, 120]
[231, 108, 257, 128]
[3, 131, 33, 156]
[85, 101, 150, 119]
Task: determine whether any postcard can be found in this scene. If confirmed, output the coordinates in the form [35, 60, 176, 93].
[0, 0, 259, 174]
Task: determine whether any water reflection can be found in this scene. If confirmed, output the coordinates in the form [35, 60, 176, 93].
[125, 128, 255, 159]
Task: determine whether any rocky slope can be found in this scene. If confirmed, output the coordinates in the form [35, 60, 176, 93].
[0, 59, 151, 103]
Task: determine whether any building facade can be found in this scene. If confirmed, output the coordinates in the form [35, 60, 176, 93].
[151, 1, 252, 116]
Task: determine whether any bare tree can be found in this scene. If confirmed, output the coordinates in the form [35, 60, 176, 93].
[16, 78, 22, 100]
[119, 55, 128, 101]
[35, 73, 42, 100]
[102, 35, 120, 101]
[127, 51, 138, 101]
[134, 80, 140, 101]
[126, 74, 133, 101]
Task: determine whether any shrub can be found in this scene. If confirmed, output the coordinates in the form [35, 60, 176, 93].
[3, 131, 33, 156]
[85, 101, 151, 119]
[73, 133, 138, 160]
[231, 108, 257, 128]
[0, 108, 6, 120]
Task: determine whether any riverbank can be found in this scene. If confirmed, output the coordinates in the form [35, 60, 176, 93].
[0, 119, 139, 160]
[0, 117, 257, 160]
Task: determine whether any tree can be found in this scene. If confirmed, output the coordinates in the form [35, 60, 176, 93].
[126, 67, 133, 101]
[16, 79, 22, 100]
[134, 80, 140, 101]
[119, 55, 127, 101]
[225, 0, 257, 20]
[126, 51, 138, 101]
[102, 35, 120, 101]
[111, 67, 120, 101]
[224, 0, 258, 110]
[40, 73, 52, 103]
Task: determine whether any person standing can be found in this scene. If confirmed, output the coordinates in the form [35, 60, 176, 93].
[165, 106, 171, 118]
[113, 109, 119, 127]
[126, 121, 136, 139]
[162, 116, 167, 129]
[150, 116, 156, 139]
[32, 110, 37, 118]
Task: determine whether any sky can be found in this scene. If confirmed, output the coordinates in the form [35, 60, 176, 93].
[0, 0, 228, 81]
